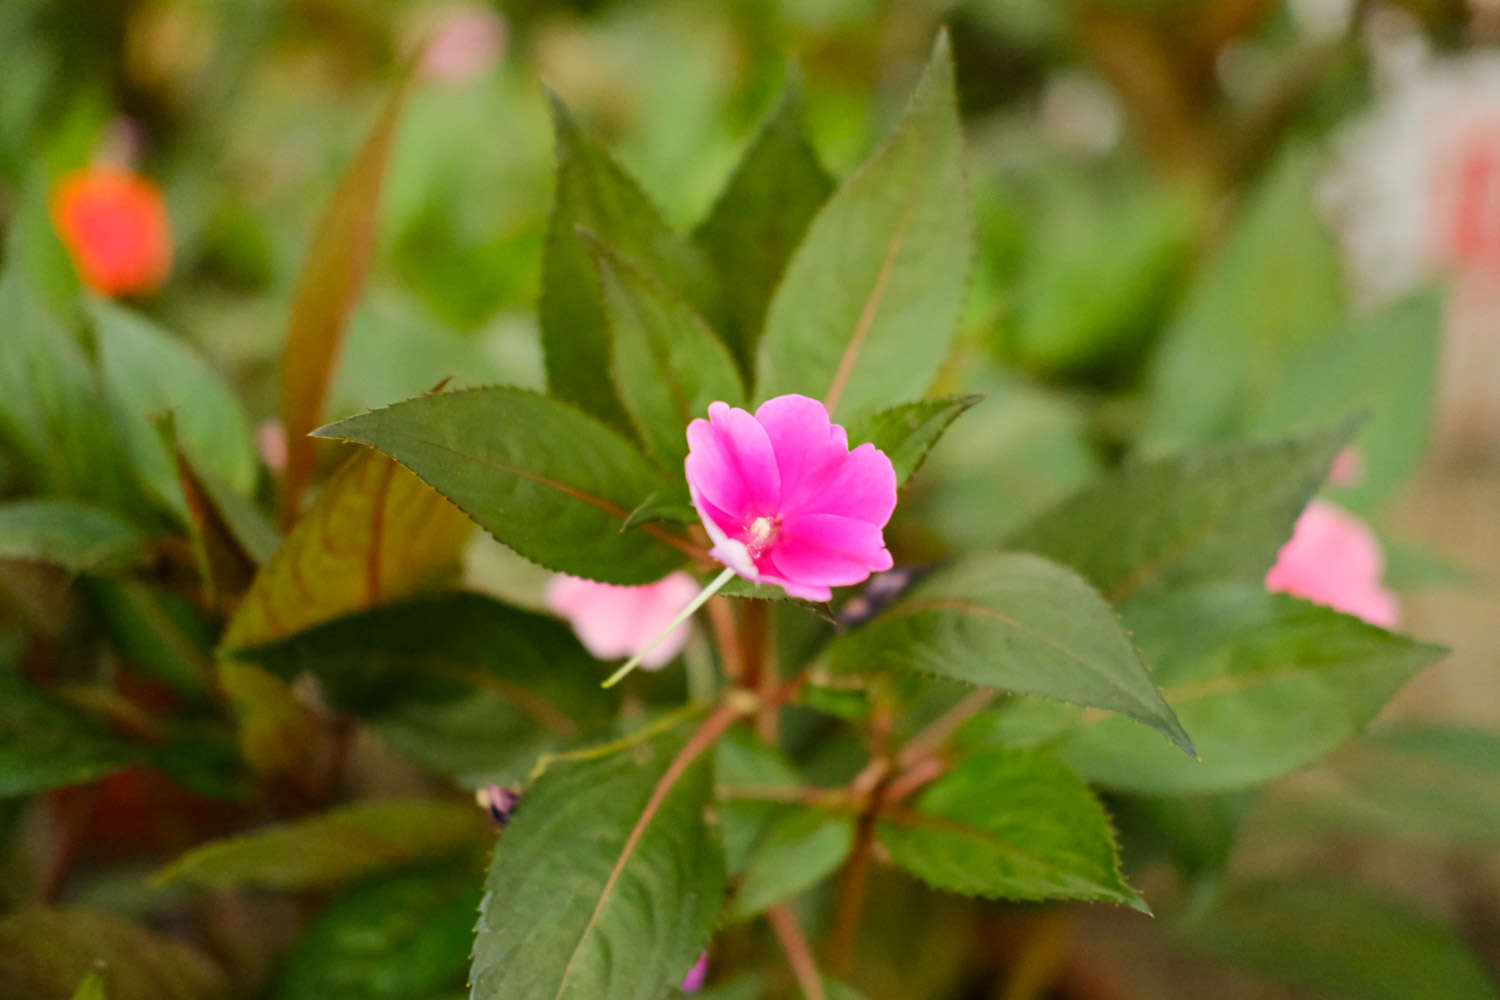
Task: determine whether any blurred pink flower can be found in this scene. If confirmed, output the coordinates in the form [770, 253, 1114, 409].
[50, 167, 171, 297]
[1328, 446, 1364, 487]
[680, 952, 708, 993]
[416, 3, 506, 83]
[685, 395, 897, 602]
[1265, 499, 1399, 628]
[546, 572, 699, 669]
[256, 420, 288, 473]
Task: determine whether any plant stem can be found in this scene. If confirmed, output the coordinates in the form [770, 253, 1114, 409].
[896, 688, 997, 770]
[603, 567, 735, 688]
[706, 595, 745, 683]
[828, 809, 877, 978]
[768, 904, 827, 1000]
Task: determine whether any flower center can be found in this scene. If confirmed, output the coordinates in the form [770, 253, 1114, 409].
[745, 515, 780, 555]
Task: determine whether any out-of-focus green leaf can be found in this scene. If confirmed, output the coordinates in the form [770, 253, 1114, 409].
[0, 663, 137, 797]
[694, 81, 833, 372]
[1247, 291, 1441, 513]
[0, 500, 144, 574]
[756, 32, 972, 424]
[90, 298, 257, 522]
[827, 552, 1191, 753]
[727, 808, 852, 922]
[985, 584, 1444, 794]
[1112, 789, 1258, 883]
[590, 235, 744, 468]
[152, 798, 488, 892]
[373, 692, 556, 789]
[471, 723, 725, 1000]
[1183, 882, 1497, 1000]
[0, 267, 136, 513]
[845, 395, 983, 489]
[1010, 423, 1353, 604]
[85, 579, 216, 699]
[274, 864, 478, 1000]
[235, 592, 613, 730]
[315, 387, 690, 584]
[1266, 723, 1500, 848]
[878, 750, 1143, 909]
[1142, 151, 1343, 452]
[280, 68, 416, 520]
[70, 970, 106, 1000]
[0, 907, 226, 1000]
[540, 92, 717, 431]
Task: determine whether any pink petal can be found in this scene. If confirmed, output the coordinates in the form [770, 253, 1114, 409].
[785, 441, 897, 526]
[684, 402, 781, 520]
[545, 573, 698, 668]
[755, 394, 850, 510]
[1266, 500, 1399, 629]
[771, 513, 894, 587]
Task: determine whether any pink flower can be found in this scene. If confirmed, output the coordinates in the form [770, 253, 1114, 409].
[1328, 445, 1364, 487]
[546, 572, 699, 668]
[684, 395, 897, 602]
[415, 3, 506, 83]
[680, 952, 708, 993]
[1265, 500, 1399, 628]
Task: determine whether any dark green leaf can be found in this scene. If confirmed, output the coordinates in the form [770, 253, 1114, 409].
[0, 664, 137, 797]
[623, 483, 698, 531]
[589, 235, 744, 468]
[0, 907, 226, 1000]
[844, 395, 983, 488]
[1141, 151, 1343, 452]
[1006, 584, 1445, 794]
[89, 298, 257, 522]
[540, 93, 717, 430]
[694, 80, 834, 372]
[315, 387, 689, 583]
[471, 723, 725, 1000]
[1010, 423, 1354, 604]
[827, 552, 1191, 753]
[1183, 882, 1497, 1000]
[877, 750, 1143, 909]
[84, 579, 216, 700]
[152, 798, 489, 891]
[274, 865, 478, 1000]
[236, 592, 613, 730]
[756, 32, 973, 423]
[0, 500, 145, 574]
[728, 808, 853, 922]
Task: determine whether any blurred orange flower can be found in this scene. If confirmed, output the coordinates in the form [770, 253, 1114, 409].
[50, 167, 172, 296]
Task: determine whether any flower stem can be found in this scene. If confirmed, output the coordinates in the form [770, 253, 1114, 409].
[602, 567, 736, 688]
[768, 904, 826, 1000]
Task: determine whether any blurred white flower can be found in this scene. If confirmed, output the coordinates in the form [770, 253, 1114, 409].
[1039, 71, 1122, 157]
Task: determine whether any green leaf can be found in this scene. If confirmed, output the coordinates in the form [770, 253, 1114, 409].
[827, 552, 1191, 753]
[1142, 150, 1343, 452]
[235, 592, 613, 730]
[280, 68, 416, 518]
[1010, 423, 1354, 604]
[152, 798, 489, 892]
[877, 750, 1143, 909]
[1265, 723, 1500, 848]
[1246, 290, 1441, 513]
[1014, 584, 1445, 794]
[1183, 882, 1498, 1000]
[0, 907, 226, 1000]
[623, 483, 697, 531]
[274, 864, 477, 1000]
[844, 395, 983, 488]
[71, 970, 107, 1000]
[694, 80, 834, 372]
[540, 92, 717, 430]
[756, 31, 973, 423]
[0, 499, 145, 574]
[728, 808, 853, 922]
[85, 579, 216, 700]
[89, 298, 257, 522]
[315, 387, 690, 584]
[0, 267, 136, 513]
[0, 664, 137, 797]
[589, 235, 744, 468]
[471, 723, 725, 1000]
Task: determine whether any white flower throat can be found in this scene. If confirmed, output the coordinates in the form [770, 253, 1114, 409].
[746, 515, 780, 554]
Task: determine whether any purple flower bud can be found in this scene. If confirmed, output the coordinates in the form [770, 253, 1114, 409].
[478, 784, 520, 828]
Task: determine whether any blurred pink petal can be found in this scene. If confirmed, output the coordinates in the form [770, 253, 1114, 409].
[417, 3, 506, 83]
[1328, 446, 1365, 487]
[546, 572, 699, 669]
[680, 952, 708, 993]
[1265, 500, 1399, 628]
[256, 420, 288, 473]
[685, 395, 897, 602]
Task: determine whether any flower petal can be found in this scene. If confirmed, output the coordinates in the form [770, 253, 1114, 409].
[786, 441, 897, 526]
[755, 394, 849, 511]
[772, 513, 894, 587]
[684, 401, 781, 519]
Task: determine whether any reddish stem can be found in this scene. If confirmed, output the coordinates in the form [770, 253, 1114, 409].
[769, 904, 827, 1000]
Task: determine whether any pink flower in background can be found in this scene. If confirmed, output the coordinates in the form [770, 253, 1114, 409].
[546, 572, 699, 668]
[50, 167, 172, 297]
[1328, 446, 1364, 487]
[416, 3, 506, 83]
[685, 395, 897, 602]
[1266, 500, 1399, 628]
[680, 952, 708, 993]
[256, 420, 288, 473]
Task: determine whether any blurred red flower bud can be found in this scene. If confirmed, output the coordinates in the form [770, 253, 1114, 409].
[50, 167, 172, 297]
